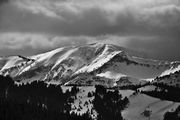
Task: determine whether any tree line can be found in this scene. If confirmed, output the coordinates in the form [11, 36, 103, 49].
[141, 83, 180, 102]
[0, 75, 129, 120]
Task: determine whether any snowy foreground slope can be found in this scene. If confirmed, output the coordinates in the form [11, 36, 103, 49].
[0, 43, 180, 86]
[61, 86, 180, 120]
[122, 93, 180, 120]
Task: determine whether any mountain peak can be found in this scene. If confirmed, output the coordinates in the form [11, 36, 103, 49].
[0, 43, 179, 87]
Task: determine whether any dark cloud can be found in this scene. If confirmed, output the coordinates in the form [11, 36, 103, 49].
[0, 0, 9, 5]
[126, 36, 180, 61]
[0, 0, 180, 60]
[0, 0, 180, 36]
[0, 33, 95, 56]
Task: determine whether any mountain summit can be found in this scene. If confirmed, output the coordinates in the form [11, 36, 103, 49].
[0, 43, 179, 87]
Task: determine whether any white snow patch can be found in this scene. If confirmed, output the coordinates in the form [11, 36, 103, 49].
[97, 71, 126, 80]
[160, 65, 180, 77]
[141, 78, 154, 82]
[122, 93, 180, 120]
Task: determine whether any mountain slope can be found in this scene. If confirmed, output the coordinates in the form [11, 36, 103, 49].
[0, 43, 178, 86]
[153, 63, 180, 86]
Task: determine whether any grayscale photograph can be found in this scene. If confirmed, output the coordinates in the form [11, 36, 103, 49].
[0, 0, 180, 120]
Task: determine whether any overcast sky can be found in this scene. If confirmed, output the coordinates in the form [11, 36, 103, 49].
[0, 0, 180, 61]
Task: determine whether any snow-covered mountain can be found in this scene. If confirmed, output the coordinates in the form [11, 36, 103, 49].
[0, 43, 179, 87]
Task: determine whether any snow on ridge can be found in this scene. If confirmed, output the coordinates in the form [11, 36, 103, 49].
[17, 48, 66, 75]
[31, 47, 65, 63]
[75, 44, 122, 74]
[160, 65, 180, 77]
[51, 48, 78, 70]
[1, 56, 21, 71]
[0, 47, 66, 74]
[2, 43, 179, 86]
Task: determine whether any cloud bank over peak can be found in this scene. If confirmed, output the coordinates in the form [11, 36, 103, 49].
[0, 0, 180, 60]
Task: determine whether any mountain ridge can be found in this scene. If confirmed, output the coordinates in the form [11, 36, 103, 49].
[0, 43, 179, 87]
